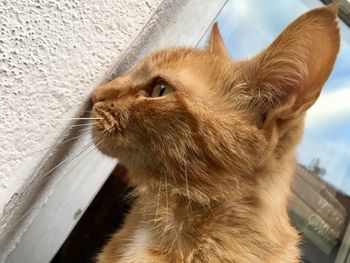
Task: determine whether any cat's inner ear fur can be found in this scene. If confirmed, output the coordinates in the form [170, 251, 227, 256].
[208, 22, 229, 58]
[241, 4, 340, 123]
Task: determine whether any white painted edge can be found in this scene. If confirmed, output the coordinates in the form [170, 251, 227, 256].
[2, 0, 227, 262]
[5, 142, 116, 263]
[336, 222, 350, 263]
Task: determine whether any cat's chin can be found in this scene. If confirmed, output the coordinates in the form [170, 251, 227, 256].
[91, 132, 137, 168]
[91, 130, 118, 158]
[98, 145, 119, 159]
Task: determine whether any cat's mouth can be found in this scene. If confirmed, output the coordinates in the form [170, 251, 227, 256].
[91, 105, 125, 159]
[92, 104, 125, 134]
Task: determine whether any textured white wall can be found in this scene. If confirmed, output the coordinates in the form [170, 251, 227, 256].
[0, 0, 162, 210]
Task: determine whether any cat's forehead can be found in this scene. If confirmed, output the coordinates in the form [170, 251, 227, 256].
[125, 48, 214, 92]
[146, 48, 201, 68]
[101, 47, 234, 102]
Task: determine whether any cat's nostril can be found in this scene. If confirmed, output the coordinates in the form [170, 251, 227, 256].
[90, 90, 105, 104]
[91, 94, 98, 104]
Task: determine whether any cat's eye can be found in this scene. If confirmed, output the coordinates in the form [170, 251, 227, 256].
[150, 83, 172, 98]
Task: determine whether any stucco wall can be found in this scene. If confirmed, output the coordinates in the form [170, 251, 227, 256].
[0, 0, 163, 209]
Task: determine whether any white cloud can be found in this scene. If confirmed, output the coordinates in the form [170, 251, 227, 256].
[306, 87, 350, 127]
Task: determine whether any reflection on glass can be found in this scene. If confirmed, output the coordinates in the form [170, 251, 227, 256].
[201, 0, 350, 262]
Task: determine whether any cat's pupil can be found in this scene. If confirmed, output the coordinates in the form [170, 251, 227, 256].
[159, 85, 166, 96]
[150, 83, 170, 98]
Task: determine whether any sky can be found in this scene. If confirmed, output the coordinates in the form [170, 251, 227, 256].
[210, 0, 350, 194]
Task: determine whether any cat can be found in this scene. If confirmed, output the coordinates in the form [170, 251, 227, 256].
[91, 5, 340, 263]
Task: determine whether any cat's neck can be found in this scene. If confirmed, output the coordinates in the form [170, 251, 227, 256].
[134, 154, 295, 248]
[129, 118, 303, 261]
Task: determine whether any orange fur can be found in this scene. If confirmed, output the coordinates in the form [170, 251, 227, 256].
[91, 5, 340, 263]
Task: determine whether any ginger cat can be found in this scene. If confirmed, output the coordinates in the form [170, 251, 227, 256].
[91, 5, 340, 263]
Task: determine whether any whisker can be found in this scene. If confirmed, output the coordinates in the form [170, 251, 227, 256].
[155, 177, 162, 221]
[155, 19, 165, 50]
[48, 117, 102, 121]
[20, 127, 98, 158]
[4, 139, 103, 236]
[70, 125, 97, 133]
[22, 117, 101, 123]
[69, 122, 97, 128]
[177, 32, 180, 47]
[164, 172, 168, 230]
[184, 164, 192, 214]
[31, 141, 97, 181]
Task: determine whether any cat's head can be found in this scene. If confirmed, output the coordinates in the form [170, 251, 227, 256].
[91, 5, 339, 200]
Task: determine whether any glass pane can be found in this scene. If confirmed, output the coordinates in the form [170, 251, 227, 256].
[200, 0, 350, 262]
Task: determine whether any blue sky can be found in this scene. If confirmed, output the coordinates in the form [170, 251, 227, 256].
[211, 0, 350, 194]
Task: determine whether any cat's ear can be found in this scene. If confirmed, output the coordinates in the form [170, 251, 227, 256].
[208, 23, 229, 58]
[244, 5, 340, 120]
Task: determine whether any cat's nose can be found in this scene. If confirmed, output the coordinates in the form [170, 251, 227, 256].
[90, 90, 100, 104]
[90, 84, 110, 104]
[91, 82, 122, 104]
